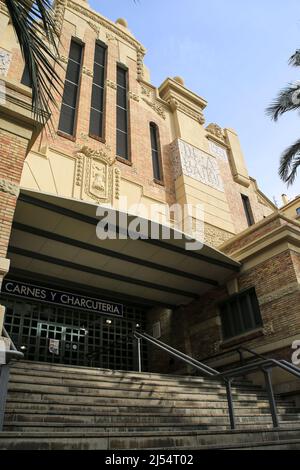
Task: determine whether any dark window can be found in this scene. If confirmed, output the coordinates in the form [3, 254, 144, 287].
[220, 289, 263, 340]
[116, 66, 129, 160]
[89, 42, 107, 139]
[241, 194, 255, 226]
[21, 63, 32, 87]
[58, 40, 83, 136]
[150, 123, 162, 181]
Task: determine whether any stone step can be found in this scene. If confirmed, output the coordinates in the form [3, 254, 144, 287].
[9, 366, 260, 391]
[7, 381, 275, 402]
[5, 390, 289, 409]
[7, 421, 298, 433]
[9, 371, 262, 394]
[4, 411, 299, 426]
[7, 397, 297, 416]
[8, 374, 265, 397]
[10, 361, 255, 387]
[151, 439, 300, 450]
[1, 428, 300, 450]
[6, 403, 297, 416]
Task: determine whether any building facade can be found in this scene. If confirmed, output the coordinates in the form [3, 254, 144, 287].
[0, 0, 299, 394]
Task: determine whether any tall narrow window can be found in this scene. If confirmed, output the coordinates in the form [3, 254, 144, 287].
[241, 194, 255, 226]
[89, 42, 107, 139]
[116, 66, 129, 160]
[58, 39, 83, 136]
[150, 123, 162, 182]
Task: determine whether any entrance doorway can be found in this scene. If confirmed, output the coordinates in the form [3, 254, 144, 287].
[2, 296, 148, 371]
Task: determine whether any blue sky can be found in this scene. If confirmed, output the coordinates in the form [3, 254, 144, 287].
[90, 0, 300, 204]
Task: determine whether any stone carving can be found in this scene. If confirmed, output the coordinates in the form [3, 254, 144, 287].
[0, 178, 20, 197]
[59, 55, 68, 65]
[208, 141, 228, 162]
[171, 139, 224, 192]
[128, 91, 140, 102]
[67, 0, 143, 52]
[54, 0, 67, 34]
[82, 66, 93, 77]
[106, 32, 117, 42]
[263, 322, 275, 337]
[75, 154, 84, 187]
[168, 98, 205, 124]
[142, 97, 166, 120]
[206, 123, 226, 142]
[77, 146, 117, 203]
[168, 97, 179, 112]
[0, 49, 11, 77]
[114, 168, 121, 200]
[106, 79, 117, 90]
[141, 85, 151, 97]
[137, 46, 146, 80]
[88, 21, 100, 37]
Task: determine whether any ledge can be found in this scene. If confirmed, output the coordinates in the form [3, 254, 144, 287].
[116, 156, 132, 167]
[221, 328, 264, 349]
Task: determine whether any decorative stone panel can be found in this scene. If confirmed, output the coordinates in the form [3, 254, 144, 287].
[76, 146, 119, 204]
[208, 141, 228, 162]
[171, 139, 224, 192]
[0, 178, 19, 197]
[0, 49, 11, 77]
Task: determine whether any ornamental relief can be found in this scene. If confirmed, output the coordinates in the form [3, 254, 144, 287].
[208, 141, 228, 162]
[171, 139, 224, 193]
[76, 146, 119, 204]
[0, 49, 12, 77]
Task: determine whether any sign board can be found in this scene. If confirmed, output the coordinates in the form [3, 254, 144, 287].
[2, 279, 124, 318]
[49, 339, 60, 355]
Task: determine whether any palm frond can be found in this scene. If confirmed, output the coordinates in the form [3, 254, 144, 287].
[5, 0, 63, 125]
[279, 138, 300, 185]
[289, 49, 300, 67]
[266, 82, 300, 121]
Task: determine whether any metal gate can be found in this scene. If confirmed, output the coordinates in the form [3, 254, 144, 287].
[1, 296, 148, 371]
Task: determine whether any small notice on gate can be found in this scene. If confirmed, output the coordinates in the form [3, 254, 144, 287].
[49, 339, 60, 355]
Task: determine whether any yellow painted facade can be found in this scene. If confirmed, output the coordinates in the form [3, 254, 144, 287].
[0, 0, 275, 249]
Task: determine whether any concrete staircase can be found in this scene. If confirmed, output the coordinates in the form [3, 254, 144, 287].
[1, 360, 300, 450]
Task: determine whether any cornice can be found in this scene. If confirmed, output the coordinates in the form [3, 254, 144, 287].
[205, 123, 229, 147]
[159, 78, 207, 111]
[220, 212, 300, 252]
[206, 133, 229, 148]
[66, 0, 146, 52]
[281, 195, 300, 211]
[222, 223, 300, 263]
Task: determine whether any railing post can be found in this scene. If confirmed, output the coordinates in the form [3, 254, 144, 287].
[137, 337, 142, 373]
[225, 378, 236, 430]
[263, 368, 279, 429]
[0, 364, 10, 432]
[237, 349, 244, 367]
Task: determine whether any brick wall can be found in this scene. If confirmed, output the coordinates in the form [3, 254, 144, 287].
[0, 129, 28, 258]
[147, 248, 300, 374]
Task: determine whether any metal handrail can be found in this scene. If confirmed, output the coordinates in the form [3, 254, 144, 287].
[137, 331, 219, 377]
[0, 324, 24, 431]
[134, 329, 300, 430]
